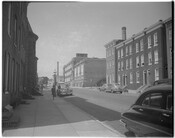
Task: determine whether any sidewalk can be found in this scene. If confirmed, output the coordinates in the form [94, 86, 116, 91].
[2, 90, 123, 137]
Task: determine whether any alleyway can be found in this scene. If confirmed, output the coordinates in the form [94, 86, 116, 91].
[3, 89, 122, 137]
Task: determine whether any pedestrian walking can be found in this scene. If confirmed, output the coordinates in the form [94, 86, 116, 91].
[51, 86, 56, 100]
[57, 85, 61, 96]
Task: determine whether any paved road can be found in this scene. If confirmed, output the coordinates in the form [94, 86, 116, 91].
[63, 87, 140, 136]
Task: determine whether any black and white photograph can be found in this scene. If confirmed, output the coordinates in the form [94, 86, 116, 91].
[2, 1, 173, 137]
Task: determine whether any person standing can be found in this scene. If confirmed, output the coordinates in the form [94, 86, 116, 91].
[57, 85, 61, 96]
[51, 86, 56, 100]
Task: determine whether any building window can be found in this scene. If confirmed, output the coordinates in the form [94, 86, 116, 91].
[118, 75, 121, 85]
[121, 61, 124, 71]
[14, 16, 18, 47]
[130, 58, 132, 69]
[8, 3, 12, 37]
[136, 43, 139, 53]
[170, 48, 172, 59]
[141, 54, 144, 67]
[136, 71, 140, 83]
[130, 72, 133, 84]
[126, 46, 128, 56]
[121, 48, 123, 58]
[154, 33, 158, 46]
[112, 48, 114, 55]
[169, 29, 172, 40]
[118, 50, 120, 59]
[140, 39, 144, 51]
[118, 62, 120, 71]
[136, 56, 139, 68]
[148, 36, 152, 48]
[129, 45, 132, 55]
[148, 52, 152, 65]
[126, 59, 129, 70]
[154, 50, 159, 64]
[155, 68, 159, 81]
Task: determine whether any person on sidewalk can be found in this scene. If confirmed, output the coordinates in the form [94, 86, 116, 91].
[51, 86, 56, 100]
[57, 85, 61, 96]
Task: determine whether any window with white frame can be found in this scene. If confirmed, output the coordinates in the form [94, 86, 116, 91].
[154, 50, 158, 64]
[136, 43, 139, 53]
[121, 61, 124, 71]
[112, 48, 114, 55]
[170, 48, 172, 59]
[136, 56, 139, 68]
[130, 58, 132, 69]
[118, 50, 120, 59]
[126, 59, 129, 70]
[118, 75, 121, 84]
[153, 33, 158, 46]
[155, 68, 159, 81]
[118, 62, 120, 71]
[121, 48, 123, 58]
[140, 39, 144, 51]
[130, 72, 133, 84]
[129, 45, 132, 55]
[136, 71, 140, 83]
[141, 54, 144, 66]
[148, 36, 152, 48]
[126, 46, 128, 56]
[148, 52, 152, 65]
[8, 3, 11, 37]
[169, 29, 172, 40]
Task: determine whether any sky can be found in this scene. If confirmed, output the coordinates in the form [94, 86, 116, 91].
[27, 1, 172, 79]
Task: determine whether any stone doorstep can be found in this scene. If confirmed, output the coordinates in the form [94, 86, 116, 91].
[2, 114, 20, 128]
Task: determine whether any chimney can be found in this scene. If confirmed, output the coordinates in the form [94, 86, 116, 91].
[122, 27, 126, 40]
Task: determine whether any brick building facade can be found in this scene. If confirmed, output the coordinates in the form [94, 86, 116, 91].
[105, 18, 172, 90]
[73, 58, 106, 87]
[2, 2, 38, 106]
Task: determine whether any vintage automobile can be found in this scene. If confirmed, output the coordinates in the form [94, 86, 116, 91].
[57, 83, 73, 96]
[98, 84, 108, 92]
[105, 83, 122, 93]
[121, 84, 173, 137]
[153, 78, 172, 86]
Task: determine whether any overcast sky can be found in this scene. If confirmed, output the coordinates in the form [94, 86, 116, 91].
[27, 2, 172, 78]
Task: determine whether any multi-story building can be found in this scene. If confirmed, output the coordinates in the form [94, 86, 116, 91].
[105, 18, 172, 90]
[105, 39, 124, 84]
[73, 58, 106, 87]
[2, 2, 38, 106]
[63, 53, 88, 86]
[164, 18, 172, 79]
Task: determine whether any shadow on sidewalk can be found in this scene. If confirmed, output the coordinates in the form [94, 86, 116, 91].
[63, 96, 121, 122]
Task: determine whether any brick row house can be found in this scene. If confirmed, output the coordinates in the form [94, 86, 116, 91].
[105, 18, 172, 90]
[2, 2, 38, 107]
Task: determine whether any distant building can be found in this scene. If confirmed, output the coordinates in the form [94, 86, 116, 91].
[105, 17, 172, 90]
[63, 53, 88, 86]
[73, 58, 106, 87]
[104, 39, 124, 84]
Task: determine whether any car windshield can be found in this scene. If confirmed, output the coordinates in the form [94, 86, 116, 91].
[59, 84, 68, 89]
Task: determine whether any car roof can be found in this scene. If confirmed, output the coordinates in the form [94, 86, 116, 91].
[143, 84, 172, 93]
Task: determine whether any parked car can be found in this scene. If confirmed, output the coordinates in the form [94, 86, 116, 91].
[105, 83, 122, 93]
[98, 84, 108, 92]
[153, 78, 172, 86]
[121, 84, 173, 137]
[57, 83, 73, 96]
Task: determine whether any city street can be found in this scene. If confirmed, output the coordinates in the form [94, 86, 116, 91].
[63, 87, 140, 136]
[3, 88, 124, 137]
